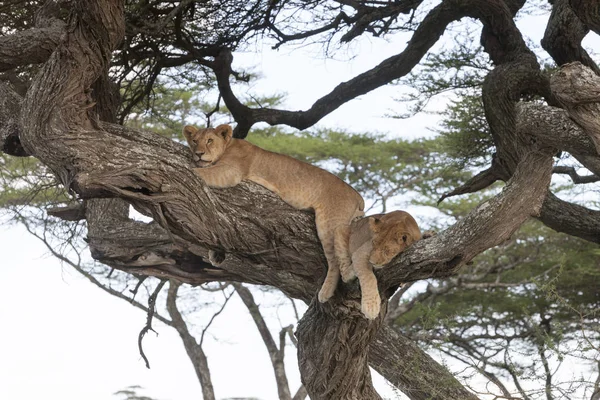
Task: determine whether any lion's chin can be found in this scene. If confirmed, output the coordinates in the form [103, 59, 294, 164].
[196, 160, 213, 167]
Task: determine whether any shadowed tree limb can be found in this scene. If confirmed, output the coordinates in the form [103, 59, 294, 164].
[542, 0, 600, 75]
[569, 0, 600, 36]
[551, 62, 600, 155]
[552, 166, 599, 184]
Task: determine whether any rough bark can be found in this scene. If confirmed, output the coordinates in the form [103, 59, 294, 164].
[296, 297, 385, 400]
[569, 0, 600, 36]
[542, 0, 600, 75]
[0, 81, 27, 156]
[0, 22, 64, 73]
[551, 62, 600, 155]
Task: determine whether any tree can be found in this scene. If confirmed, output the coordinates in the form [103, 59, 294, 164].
[2, 0, 600, 399]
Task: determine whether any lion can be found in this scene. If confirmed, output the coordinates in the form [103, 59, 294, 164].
[183, 124, 365, 302]
[345, 210, 421, 320]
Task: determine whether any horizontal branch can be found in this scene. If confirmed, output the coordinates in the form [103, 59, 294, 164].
[552, 166, 600, 183]
[437, 158, 505, 204]
[0, 23, 64, 72]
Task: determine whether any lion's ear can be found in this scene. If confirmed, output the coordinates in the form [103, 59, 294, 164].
[368, 217, 382, 233]
[401, 234, 408, 243]
[215, 124, 233, 141]
[183, 125, 197, 141]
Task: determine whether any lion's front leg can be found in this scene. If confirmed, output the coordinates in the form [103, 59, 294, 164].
[352, 241, 381, 320]
[193, 163, 244, 188]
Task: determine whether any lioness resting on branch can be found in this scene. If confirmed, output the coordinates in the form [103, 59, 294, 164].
[347, 211, 422, 319]
[183, 124, 365, 302]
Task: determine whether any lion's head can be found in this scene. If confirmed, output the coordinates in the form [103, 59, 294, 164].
[368, 211, 421, 268]
[183, 124, 233, 167]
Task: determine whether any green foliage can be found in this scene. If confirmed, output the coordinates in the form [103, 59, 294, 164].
[436, 92, 493, 169]
[0, 154, 68, 210]
[392, 219, 599, 398]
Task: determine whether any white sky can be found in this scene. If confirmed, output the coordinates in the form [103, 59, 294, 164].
[1, 5, 598, 400]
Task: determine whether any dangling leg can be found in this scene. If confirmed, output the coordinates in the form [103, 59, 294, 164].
[315, 212, 340, 302]
[353, 242, 381, 319]
[317, 232, 339, 302]
[334, 224, 355, 283]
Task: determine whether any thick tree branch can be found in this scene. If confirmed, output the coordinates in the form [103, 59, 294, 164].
[569, 0, 600, 36]
[539, 193, 600, 243]
[542, 0, 600, 75]
[378, 149, 554, 290]
[0, 23, 64, 72]
[551, 62, 600, 155]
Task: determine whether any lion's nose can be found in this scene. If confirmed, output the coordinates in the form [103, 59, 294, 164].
[193, 152, 204, 162]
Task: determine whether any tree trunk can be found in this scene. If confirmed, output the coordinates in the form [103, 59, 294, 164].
[296, 298, 385, 399]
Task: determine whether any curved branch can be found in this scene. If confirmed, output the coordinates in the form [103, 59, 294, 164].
[379, 148, 554, 290]
[166, 282, 216, 400]
[569, 0, 600, 36]
[212, 0, 529, 137]
[369, 326, 478, 400]
[437, 158, 504, 204]
[551, 62, 600, 155]
[233, 283, 293, 400]
[539, 193, 600, 243]
[0, 24, 64, 72]
[542, 0, 600, 74]
[515, 102, 598, 158]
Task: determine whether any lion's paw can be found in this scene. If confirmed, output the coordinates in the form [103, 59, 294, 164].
[318, 284, 335, 303]
[340, 267, 356, 283]
[361, 295, 381, 320]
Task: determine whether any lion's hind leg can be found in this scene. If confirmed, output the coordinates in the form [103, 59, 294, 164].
[334, 224, 355, 283]
[316, 223, 340, 303]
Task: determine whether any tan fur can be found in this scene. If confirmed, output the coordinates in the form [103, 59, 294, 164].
[183, 124, 365, 302]
[347, 210, 421, 319]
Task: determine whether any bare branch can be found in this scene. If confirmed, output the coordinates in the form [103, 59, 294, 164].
[166, 281, 216, 400]
[138, 279, 167, 369]
[552, 166, 600, 184]
[233, 283, 293, 400]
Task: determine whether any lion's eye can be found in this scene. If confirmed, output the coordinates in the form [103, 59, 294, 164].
[191, 139, 197, 145]
[207, 138, 213, 145]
